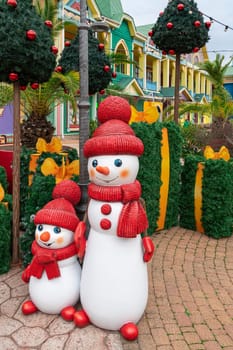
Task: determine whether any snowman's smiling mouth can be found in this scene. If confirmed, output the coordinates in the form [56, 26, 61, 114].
[96, 176, 118, 183]
[40, 241, 54, 247]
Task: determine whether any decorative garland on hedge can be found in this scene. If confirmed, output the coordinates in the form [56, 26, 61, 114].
[131, 121, 183, 234]
[0, 166, 12, 274]
[180, 147, 233, 238]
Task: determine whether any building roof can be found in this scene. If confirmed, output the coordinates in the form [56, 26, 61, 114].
[94, 0, 123, 22]
[224, 65, 233, 77]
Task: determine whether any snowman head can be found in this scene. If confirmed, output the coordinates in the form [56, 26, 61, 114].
[34, 180, 81, 249]
[84, 96, 144, 186]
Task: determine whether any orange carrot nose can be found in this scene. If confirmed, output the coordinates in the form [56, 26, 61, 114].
[96, 165, 110, 175]
[40, 231, 50, 242]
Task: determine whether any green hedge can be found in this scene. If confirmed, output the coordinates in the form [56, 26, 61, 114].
[132, 122, 183, 235]
[180, 155, 233, 238]
[0, 166, 12, 274]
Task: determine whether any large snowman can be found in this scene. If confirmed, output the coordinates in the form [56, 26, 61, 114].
[21, 180, 86, 321]
[74, 96, 154, 340]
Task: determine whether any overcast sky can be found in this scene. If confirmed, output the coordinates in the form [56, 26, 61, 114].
[121, 0, 233, 63]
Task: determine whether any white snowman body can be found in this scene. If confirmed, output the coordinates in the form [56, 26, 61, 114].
[80, 155, 148, 330]
[29, 224, 81, 314]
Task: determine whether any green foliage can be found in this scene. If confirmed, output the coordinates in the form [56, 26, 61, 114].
[0, 0, 56, 85]
[59, 30, 112, 94]
[151, 0, 209, 54]
[0, 166, 12, 274]
[131, 122, 183, 234]
[180, 124, 207, 157]
[180, 155, 233, 238]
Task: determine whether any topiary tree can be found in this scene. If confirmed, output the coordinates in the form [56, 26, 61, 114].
[150, 0, 210, 123]
[0, 0, 56, 263]
[58, 29, 113, 95]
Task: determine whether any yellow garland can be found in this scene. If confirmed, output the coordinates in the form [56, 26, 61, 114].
[194, 146, 230, 233]
[156, 127, 170, 231]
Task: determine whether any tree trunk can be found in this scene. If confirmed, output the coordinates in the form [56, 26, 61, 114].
[12, 81, 20, 264]
[174, 53, 181, 124]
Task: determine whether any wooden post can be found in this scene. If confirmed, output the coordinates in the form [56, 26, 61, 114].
[12, 81, 20, 264]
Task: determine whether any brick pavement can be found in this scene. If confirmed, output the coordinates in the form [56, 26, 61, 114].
[1, 226, 233, 349]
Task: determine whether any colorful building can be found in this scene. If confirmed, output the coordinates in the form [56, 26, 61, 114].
[0, 0, 213, 142]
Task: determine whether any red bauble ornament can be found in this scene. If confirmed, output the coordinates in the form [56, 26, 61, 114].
[112, 72, 117, 78]
[65, 41, 71, 47]
[44, 20, 53, 28]
[177, 3, 184, 11]
[99, 89, 105, 95]
[148, 30, 153, 37]
[7, 0, 17, 7]
[205, 21, 211, 29]
[20, 85, 27, 91]
[103, 65, 110, 72]
[159, 11, 164, 16]
[98, 43, 105, 50]
[31, 82, 39, 90]
[192, 47, 199, 53]
[55, 66, 62, 73]
[9, 72, 18, 81]
[162, 50, 167, 55]
[194, 20, 201, 28]
[166, 22, 174, 29]
[51, 46, 58, 54]
[168, 49, 175, 55]
[26, 30, 37, 40]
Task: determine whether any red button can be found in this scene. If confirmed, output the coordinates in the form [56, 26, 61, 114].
[101, 204, 112, 215]
[100, 219, 111, 230]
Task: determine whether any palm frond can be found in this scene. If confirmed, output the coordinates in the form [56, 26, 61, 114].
[0, 83, 13, 106]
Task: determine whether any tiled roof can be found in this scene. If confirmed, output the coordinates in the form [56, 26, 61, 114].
[95, 0, 123, 22]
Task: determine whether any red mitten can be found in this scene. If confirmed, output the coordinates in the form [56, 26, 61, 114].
[22, 264, 31, 283]
[74, 221, 86, 260]
[142, 236, 154, 262]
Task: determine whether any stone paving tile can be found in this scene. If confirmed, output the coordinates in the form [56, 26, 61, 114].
[1, 227, 233, 349]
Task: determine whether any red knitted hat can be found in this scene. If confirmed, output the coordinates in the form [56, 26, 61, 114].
[34, 180, 81, 232]
[84, 96, 144, 157]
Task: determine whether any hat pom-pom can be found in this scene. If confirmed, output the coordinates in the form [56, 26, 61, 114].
[97, 96, 131, 124]
[52, 180, 81, 205]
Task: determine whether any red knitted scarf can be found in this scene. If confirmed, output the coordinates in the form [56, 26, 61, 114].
[29, 241, 77, 280]
[88, 180, 148, 238]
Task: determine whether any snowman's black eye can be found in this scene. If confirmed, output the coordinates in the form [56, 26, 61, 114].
[114, 158, 122, 167]
[92, 159, 98, 167]
[54, 226, 61, 234]
[38, 224, 43, 231]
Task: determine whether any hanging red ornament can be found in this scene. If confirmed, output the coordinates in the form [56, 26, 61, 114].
[98, 43, 105, 50]
[112, 72, 117, 78]
[55, 66, 62, 73]
[51, 46, 58, 54]
[159, 11, 164, 16]
[168, 49, 175, 55]
[162, 50, 167, 55]
[205, 21, 211, 29]
[76, 89, 80, 95]
[166, 22, 174, 29]
[99, 89, 105, 95]
[31, 82, 39, 90]
[65, 41, 71, 47]
[44, 20, 53, 28]
[177, 3, 184, 11]
[20, 85, 27, 91]
[7, 0, 17, 7]
[192, 47, 199, 53]
[103, 65, 110, 72]
[26, 30, 37, 40]
[9, 72, 18, 81]
[148, 30, 153, 37]
[194, 20, 201, 28]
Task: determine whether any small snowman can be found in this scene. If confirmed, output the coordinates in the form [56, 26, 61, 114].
[21, 179, 86, 321]
[74, 96, 154, 340]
